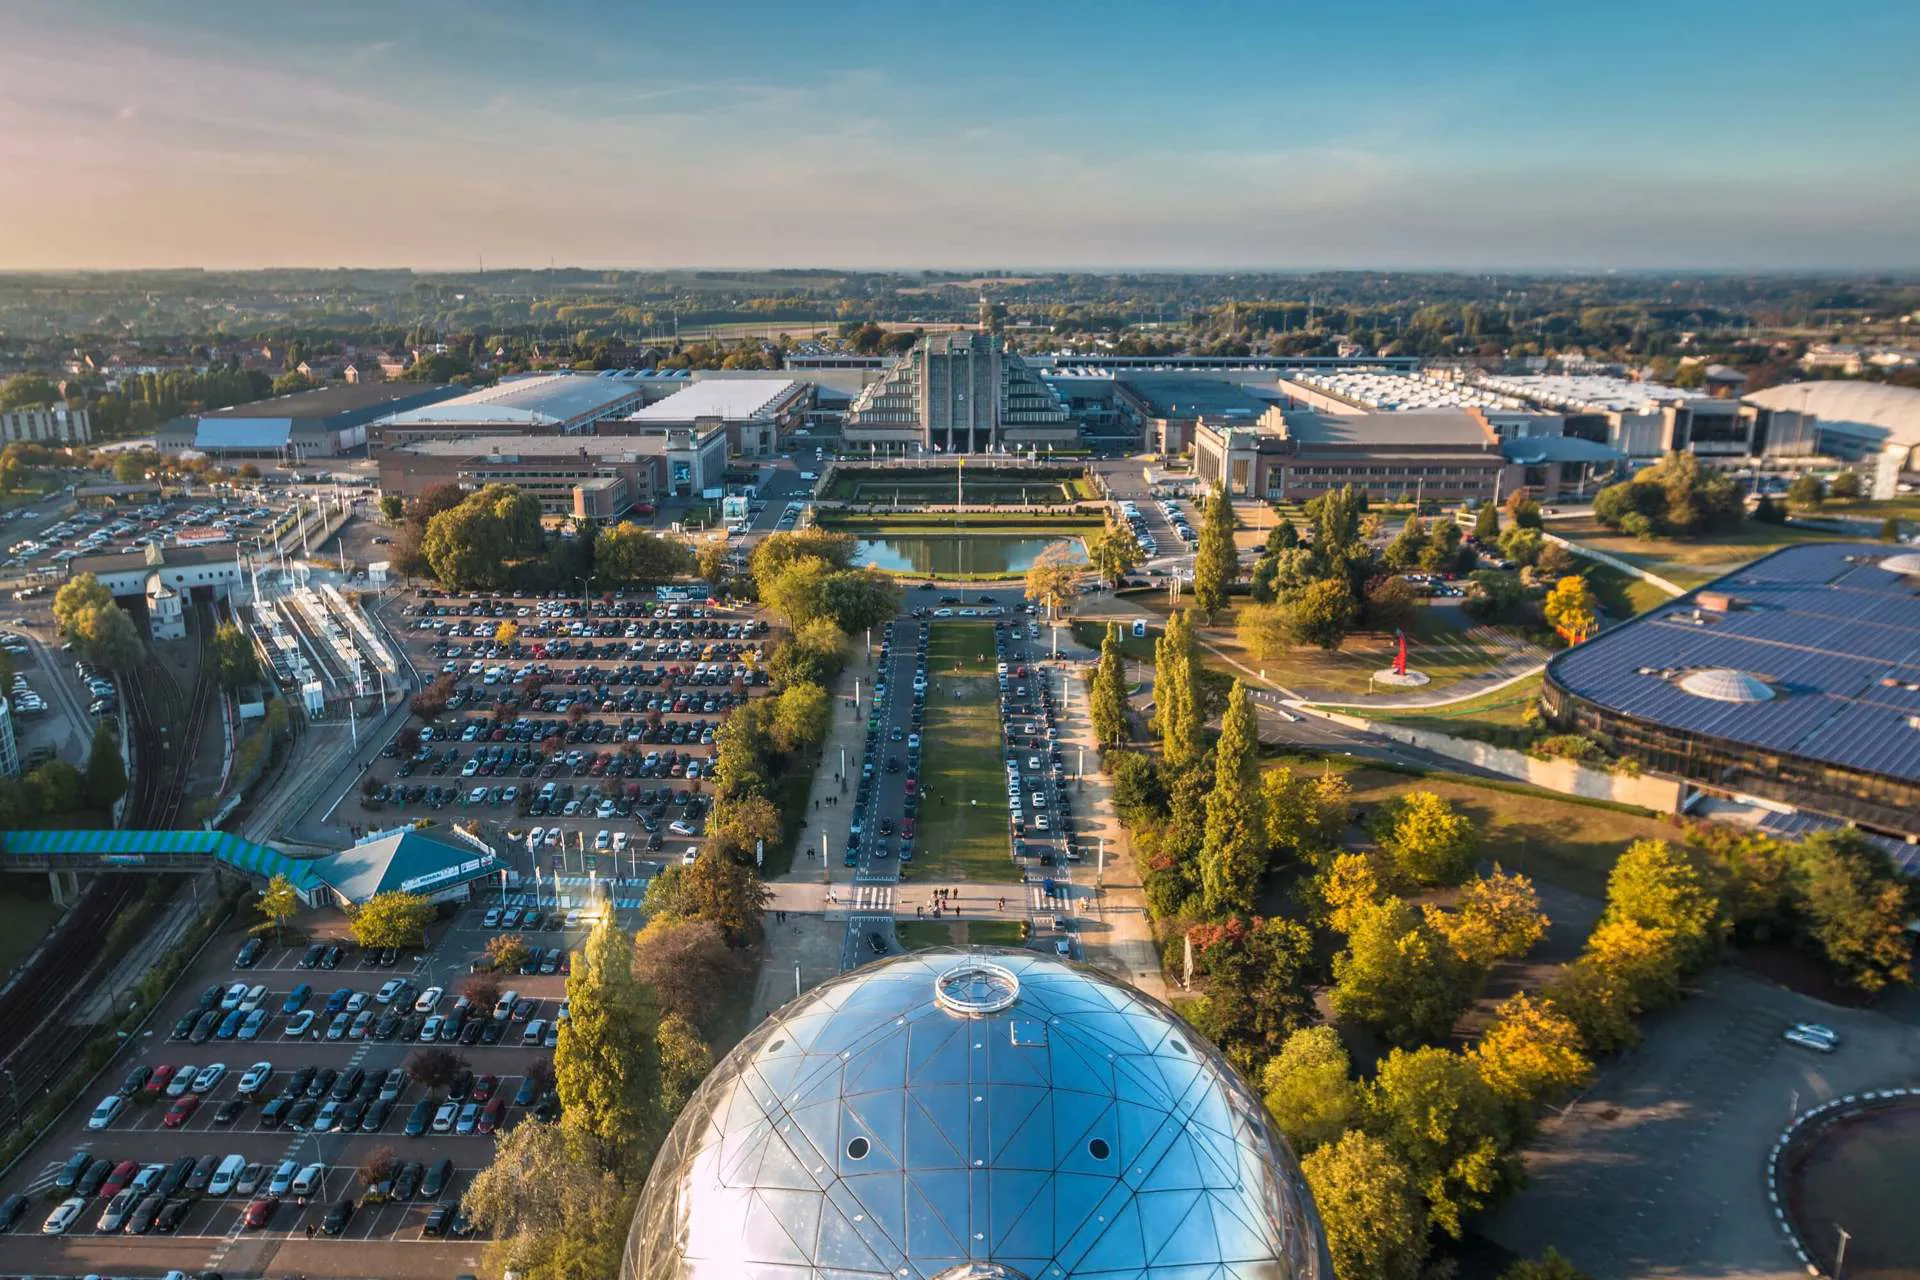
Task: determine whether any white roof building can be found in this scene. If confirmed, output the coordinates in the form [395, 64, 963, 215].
[375, 373, 646, 435]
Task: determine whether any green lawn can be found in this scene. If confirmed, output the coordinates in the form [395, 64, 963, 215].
[1580, 561, 1676, 620]
[0, 885, 60, 979]
[1135, 597, 1506, 696]
[1551, 515, 1844, 588]
[1360, 674, 1545, 747]
[1069, 619, 1156, 661]
[1329, 763, 1677, 899]
[913, 623, 1020, 884]
[896, 919, 1029, 950]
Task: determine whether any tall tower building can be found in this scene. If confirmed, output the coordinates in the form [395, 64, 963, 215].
[846, 332, 1071, 452]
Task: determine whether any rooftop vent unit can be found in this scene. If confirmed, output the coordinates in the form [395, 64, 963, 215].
[1882, 552, 1920, 576]
[1677, 668, 1776, 704]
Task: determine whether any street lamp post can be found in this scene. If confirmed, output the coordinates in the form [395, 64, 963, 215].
[1835, 1225, 1852, 1280]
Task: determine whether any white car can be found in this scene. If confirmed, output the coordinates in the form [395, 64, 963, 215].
[237, 1062, 273, 1096]
[42, 1196, 85, 1234]
[681, 847, 698, 866]
[86, 1094, 124, 1131]
[238, 983, 268, 1013]
[284, 1009, 315, 1037]
[669, 820, 698, 837]
[376, 978, 405, 1005]
[414, 986, 444, 1013]
[484, 907, 502, 927]
[290, 1162, 326, 1197]
[208, 1154, 247, 1196]
[432, 1101, 459, 1133]
[191, 1063, 227, 1093]
[1783, 1027, 1836, 1053]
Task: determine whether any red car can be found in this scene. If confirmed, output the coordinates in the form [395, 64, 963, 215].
[162, 1094, 200, 1129]
[904, 778, 917, 796]
[142, 1064, 177, 1097]
[476, 1096, 506, 1135]
[100, 1159, 139, 1199]
[901, 819, 916, 839]
[242, 1196, 278, 1229]
[471, 1074, 497, 1103]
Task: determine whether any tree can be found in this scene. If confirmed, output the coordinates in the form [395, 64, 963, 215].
[1502, 1249, 1591, 1280]
[1474, 502, 1501, 541]
[818, 568, 901, 634]
[1266, 518, 1299, 553]
[54, 572, 112, 636]
[424, 502, 513, 589]
[357, 1145, 399, 1190]
[1319, 851, 1387, 934]
[1499, 525, 1544, 567]
[410, 673, 455, 720]
[69, 601, 143, 669]
[633, 918, 755, 1038]
[1300, 1130, 1429, 1280]
[1429, 867, 1548, 969]
[113, 454, 147, 483]
[748, 528, 856, 588]
[83, 722, 126, 809]
[769, 681, 830, 756]
[1601, 839, 1724, 968]
[1374, 790, 1479, 887]
[759, 555, 834, 629]
[494, 619, 519, 648]
[256, 872, 300, 943]
[405, 1046, 466, 1094]
[1199, 681, 1266, 917]
[595, 521, 694, 585]
[1193, 484, 1238, 617]
[485, 932, 532, 975]
[555, 915, 663, 1177]
[346, 891, 434, 950]
[695, 539, 733, 589]
[463, 1118, 630, 1280]
[1786, 831, 1918, 993]
[1881, 515, 1902, 543]
[1089, 623, 1129, 748]
[378, 493, 405, 522]
[1471, 993, 1593, 1104]
[1365, 1045, 1523, 1237]
[1285, 577, 1356, 651]
[1187, 915, 1315, 1070]
[679, 848, 772, 946]
[1331, 897, 1470, 1046]
[461, 972, 502, 1010]
[1084, 517, 1144, 587]
[210, 623, 258, 689]
[1787, 474, 1825, 508]
[1263, 766, 1351, 863]
[1544, 954, 1643, 1055]
[656, 1010, 713, 1116]
[708, 794, 783, 861]
[1543, 575, 1598, 642]
[1260, 1026, 1361, 1153]
[1153, 610, 1203, 770]
[1023, 543, 1081, 619]
[1829, 469, 1862, 500]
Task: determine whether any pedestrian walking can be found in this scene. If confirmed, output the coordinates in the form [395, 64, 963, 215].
[306, 1223, 317, 1240]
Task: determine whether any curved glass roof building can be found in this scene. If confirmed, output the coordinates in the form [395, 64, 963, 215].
[623, 949, 1329, 1280]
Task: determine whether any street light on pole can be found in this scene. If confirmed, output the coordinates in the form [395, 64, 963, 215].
[1835, 1225, 1852, 1279]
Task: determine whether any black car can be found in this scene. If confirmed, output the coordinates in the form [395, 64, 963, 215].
[158, 1155, 196, 1199]
[76, 1157, 114, 1197]
[480, 1018, 504, 1045]
[319, 944, 342, 969]
[405, 1098, 434, 1137]
[448, 1069, 475, 1101]
[421, 1157, 454, 1199]
[308, 1067, 338, 1099]
[0, 1192, 28, 1233]
[259, 1096, 291, 1129]
[53, 1149, 91, 1194]
[126, 1190, 164, 1234]
[284, 1065, 316, 1097]
[170, 1011, 197, 1039]
[234, 937, 263, 969]
[154, 1197, 191, 1233]
[298, 943, 325, 969]
[867, 931, 887, 956]
[121, 1064, 153, 1095]
[460, 1018, 485, 1045]
[213, 1098, 246, 1125]
[379, 946, 400, 967]
[393, 1161, 423, 1200]
[190, 1009, 221, 1043]
[331, 1066, 365, 1101]
[360, 1098, 393, 1133]
[423, 1200, 456, 1236]
[285, 1099, 317, 1132]
[321, 1197, 356, 1236]
[185, 1155, 218, 1194]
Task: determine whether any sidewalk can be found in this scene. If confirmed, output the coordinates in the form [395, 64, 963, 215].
[770, 639, 881, 892]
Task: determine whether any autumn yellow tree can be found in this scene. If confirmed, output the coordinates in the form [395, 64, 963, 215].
[1543, 574, 1599, 642]
[1428, 867, 1549, 969]
[1471, 993, 1592, 1103]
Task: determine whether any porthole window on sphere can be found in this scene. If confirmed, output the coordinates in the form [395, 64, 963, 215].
[1088, 1138, 1111, 1160]
[846, 1136, 870, 1160]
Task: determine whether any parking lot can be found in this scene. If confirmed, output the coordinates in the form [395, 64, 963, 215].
[326, 588, 774, 873]
[0, 888, 608, 1278]
[4, 491, 302, 580]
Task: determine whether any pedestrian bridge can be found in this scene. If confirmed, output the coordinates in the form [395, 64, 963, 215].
[0, 828, 324, 903]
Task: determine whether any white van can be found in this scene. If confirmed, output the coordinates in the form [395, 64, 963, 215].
[522, 1018, 548, 1047]
[208, 1154, 247, 1196]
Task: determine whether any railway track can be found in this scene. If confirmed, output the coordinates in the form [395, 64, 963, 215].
[124, 602, 218, 828]
[0, 873, 147, 1134]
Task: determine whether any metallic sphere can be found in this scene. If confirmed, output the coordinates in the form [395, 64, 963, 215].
[623, 948, 1331, 1279]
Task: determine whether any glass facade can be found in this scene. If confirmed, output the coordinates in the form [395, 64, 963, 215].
[1543, 674, 1920, 835]
[623, 949, 1330, 1280]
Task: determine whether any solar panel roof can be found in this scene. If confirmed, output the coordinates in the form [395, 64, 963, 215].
[1549, 542, 1920, 784]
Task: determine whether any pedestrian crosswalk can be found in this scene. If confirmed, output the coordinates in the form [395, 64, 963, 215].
[843, 884, 894, 912]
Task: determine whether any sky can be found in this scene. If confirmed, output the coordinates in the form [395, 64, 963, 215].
[2, 0, 1917, 271]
